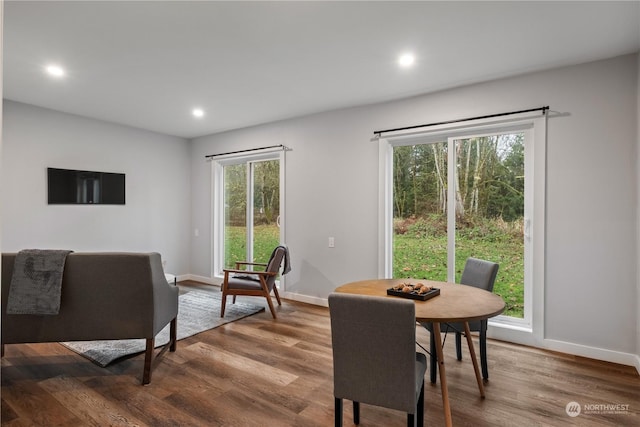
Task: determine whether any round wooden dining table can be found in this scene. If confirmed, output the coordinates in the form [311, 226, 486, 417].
[334, 278, 505, 427]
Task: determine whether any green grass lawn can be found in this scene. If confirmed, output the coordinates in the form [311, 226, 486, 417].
[224, 225, 280, 268]
[225, 220, 524, 318]
[394, 234, 524, 318]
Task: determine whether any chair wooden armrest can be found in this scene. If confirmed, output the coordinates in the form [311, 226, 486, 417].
[234, 261, 268, 269]
[223, 268, 277, 277]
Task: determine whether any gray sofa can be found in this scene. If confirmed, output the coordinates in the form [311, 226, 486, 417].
[1, 252, 179, 384]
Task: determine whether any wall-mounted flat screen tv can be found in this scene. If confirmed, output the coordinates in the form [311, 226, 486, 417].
[47, 168, 126, 205]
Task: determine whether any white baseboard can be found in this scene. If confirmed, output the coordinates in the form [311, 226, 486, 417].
[181, 274, 221, 286]
[543, 339, 640, 373]
[489, 326, 640, 373]
[280, 291, 328, 308]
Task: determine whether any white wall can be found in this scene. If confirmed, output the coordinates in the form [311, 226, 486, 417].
[637, 52, 640, 371]
[1, 101, 191, 275]
[1, 1, 3, 264]
[191, 54, 638, 363]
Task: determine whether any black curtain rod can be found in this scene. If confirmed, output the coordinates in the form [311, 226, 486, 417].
[205, 144, 286, 159]
[374, 106, 549, 136]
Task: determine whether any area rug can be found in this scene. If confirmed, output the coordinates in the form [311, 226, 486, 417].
[60, 290, 264, 367]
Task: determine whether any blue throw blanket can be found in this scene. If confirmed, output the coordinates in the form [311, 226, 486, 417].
[6, 249, 73, 315]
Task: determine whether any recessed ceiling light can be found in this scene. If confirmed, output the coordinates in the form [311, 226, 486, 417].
[192, 108, 204, 118]
[45, 64, 65, 77]
[398, 53, 415, 68]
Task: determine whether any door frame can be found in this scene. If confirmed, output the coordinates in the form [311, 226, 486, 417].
[211, 148, 286, 287]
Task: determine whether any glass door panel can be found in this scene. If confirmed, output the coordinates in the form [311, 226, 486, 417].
[223, 163, 247, 269]
[252, 159, 280, 264]
[392, 142, 448, 281]
[453, 134, 525, 317]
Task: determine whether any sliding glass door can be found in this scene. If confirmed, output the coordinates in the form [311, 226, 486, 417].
[213, 150, 284, 278]
[386, 125, 534, 324]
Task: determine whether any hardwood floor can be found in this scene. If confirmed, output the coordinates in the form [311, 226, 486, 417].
[2, 281, 638, 426]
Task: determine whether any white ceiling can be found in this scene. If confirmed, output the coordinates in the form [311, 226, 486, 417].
[4, 1, 640, 139]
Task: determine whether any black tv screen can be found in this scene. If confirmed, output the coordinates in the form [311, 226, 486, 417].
[47, 168, 126, 205]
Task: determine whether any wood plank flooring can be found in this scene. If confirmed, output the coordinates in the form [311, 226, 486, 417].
[2, 281, 638, 426]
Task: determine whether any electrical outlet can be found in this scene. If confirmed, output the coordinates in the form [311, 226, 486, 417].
[328, 237, 335, 248]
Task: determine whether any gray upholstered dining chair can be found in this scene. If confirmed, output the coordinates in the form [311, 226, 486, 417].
[221, 245, 290, 319]
[329, 293, 427, 427]
[423, 257, 499, 383]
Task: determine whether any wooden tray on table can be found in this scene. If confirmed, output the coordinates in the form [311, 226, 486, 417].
[387, 283, 440, 301]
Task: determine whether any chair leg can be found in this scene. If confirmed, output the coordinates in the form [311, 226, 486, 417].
[335, 398, 343, 427]
[480, 323, 488, 380]
[417, 381, 425, 427]
[265, 293, 278, 319]
[455, 331, 463, 360]
[220, 293, 227, 318]
[353, 401, 360, 425]
[143, 337, 154, 385]
[169, 317, 177, 352]
[257, 280, 278, 319]
[273, 285, 282, 305]
[232, 295, 237, 304]
[429, 329, 437, 383]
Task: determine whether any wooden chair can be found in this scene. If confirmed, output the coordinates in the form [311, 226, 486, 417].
[329, 293, 426, 427]
[221, 245, 289, 319]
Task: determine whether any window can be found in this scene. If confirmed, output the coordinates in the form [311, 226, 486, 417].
[212, 149, 285, 284]
[379, 113, 546, 338]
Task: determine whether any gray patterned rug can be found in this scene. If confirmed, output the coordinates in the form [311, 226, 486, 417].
[61, 290, 264, 367]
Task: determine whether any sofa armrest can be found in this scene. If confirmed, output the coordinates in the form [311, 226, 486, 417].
[149, 253, 179, 336]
